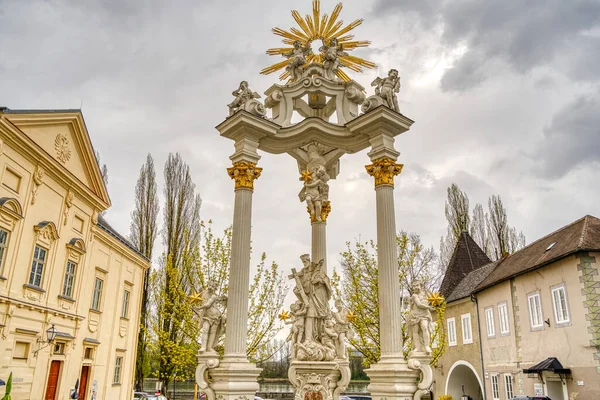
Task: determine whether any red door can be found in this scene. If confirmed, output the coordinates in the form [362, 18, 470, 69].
[45, 360, 61, 400]
[78, 366, 90, 400]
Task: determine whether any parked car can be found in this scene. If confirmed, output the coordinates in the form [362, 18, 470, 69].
[133, 392, 167, 400]
[510, 396, 552, 400]
[348, 396, 372, 400]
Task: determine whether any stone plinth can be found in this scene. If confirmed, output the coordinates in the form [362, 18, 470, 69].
[196, 353, 261, 400]
[365, 357, 421, 400]
[288, 360, 351, 400]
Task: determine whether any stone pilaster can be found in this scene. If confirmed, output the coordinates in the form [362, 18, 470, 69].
[577, 253, 600, 373]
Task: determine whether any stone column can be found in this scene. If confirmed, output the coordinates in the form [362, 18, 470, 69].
[310, 201, 330, 271]
[204, 141, 262, 400]
[364, 134, 422, 400]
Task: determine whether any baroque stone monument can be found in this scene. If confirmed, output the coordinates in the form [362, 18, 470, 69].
[196, 1, 433, 400]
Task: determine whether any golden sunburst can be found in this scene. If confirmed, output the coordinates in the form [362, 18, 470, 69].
[427, 292, 445, 308]
[260, 0, 376, 82]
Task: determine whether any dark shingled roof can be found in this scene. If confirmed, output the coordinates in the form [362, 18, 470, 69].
[439, 232, 492, 299]
[523, 357, 571, 374]
[476, 215, 600, 292]
[446, 261, 498, 302]
[97, 215, 149, 262]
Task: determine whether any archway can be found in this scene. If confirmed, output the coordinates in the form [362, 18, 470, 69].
[445, 361, 484, 400]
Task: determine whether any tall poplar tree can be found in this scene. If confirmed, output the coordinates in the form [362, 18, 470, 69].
[130, 154, 159, 391]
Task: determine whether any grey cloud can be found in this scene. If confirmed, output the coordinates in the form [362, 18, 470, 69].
[531, 93, 600, 178]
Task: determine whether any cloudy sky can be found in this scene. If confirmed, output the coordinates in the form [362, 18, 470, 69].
[1, 0, 599, 293]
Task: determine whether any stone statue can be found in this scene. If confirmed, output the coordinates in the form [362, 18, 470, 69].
[227, 81, 262, 116]
[288, 254, 334, 361]
[285, 40, 312, 81]
[285, 300, 307, 358]
[371, 69, 401, 112]
[194, 282, 227, 353]
[299, 165, 329, 222]
[332, 299, 352, 359]
[319, 38, 347, 80]
[407, 282, 435, 355]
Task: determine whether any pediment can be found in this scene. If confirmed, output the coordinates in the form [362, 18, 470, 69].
[34, 221, 60, 246]
[3, 111, 110, 207]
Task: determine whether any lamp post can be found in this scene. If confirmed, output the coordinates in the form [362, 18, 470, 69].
[33, 324, 58, 356]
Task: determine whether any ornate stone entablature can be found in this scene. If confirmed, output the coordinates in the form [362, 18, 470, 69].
[0, 197, 23, 231]
[34, 221, 60, 247]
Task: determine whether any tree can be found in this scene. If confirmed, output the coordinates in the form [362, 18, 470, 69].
[130, 154, 160, 391]
[155, 153, 202, 393]
[439, 184, 470, 268]
[94, 150, 109, 186]
[332, 231, 444, 367]
[440, 183, 526, 263]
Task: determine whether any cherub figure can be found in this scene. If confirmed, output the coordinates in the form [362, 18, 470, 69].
[371, 69, 401, 112]
[227, 81, 261, 116]
[319, 38, 347, 80]
[285, 301, 307, 357]
[408, 282, 435, 355]
[285, 40, 312, 81]
[321, 318, 338, 361]
[299, 165, 330, 222]
[332, 299, 352, 359]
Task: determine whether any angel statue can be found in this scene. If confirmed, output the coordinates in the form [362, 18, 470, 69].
[332, 299, 353, 359]
[371, 69, 401, 112]
[285, 40, 312, 81]
[319, 38, 348, 80]
[227, 81, 261, 116]
[193, 281, 227, 353]
[407, 282, 435, 355]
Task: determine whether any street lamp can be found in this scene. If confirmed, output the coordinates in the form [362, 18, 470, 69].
[34, 324, 58, 356]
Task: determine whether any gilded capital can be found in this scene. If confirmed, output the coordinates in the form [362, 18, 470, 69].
[307, 200, 331, 223]
[365, 157, 403, 187]
[227, 161, 262, 190]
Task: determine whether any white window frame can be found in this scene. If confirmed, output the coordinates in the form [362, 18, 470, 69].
[0, 228, 9, 275]
[551, 284, 570, 326]
[498, 302, 510, 335]
[527, 292, 544, 330]
[29, 245, 47, 287]
[485, 306, 496, 338]
[113, 355, 123, 384]
[91, 277, 103, 311]
[61, 260, 77, 298]
[504, 373, 514, 399]
[491, 374, 500, 400]
[461, 313, 473, 344]
[447, 317, 457, 346]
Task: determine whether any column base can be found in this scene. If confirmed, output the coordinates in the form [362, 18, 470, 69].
[196, 353, 262, 400]
[288, 360, 351, 400]
[365, 356, 421, 400]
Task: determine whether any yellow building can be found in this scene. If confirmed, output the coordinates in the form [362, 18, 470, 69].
[0, 108, 149, 400]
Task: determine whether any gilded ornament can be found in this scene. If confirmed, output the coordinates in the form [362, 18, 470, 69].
[261, 0, 376, 82]
[427, 291, 445, 308]
[227, 161, 262, 190]
[54, 133, 72, 164]
[300, 168, 313, 182]
[365, 157, 403, 187]
[189, 292, 203, 305]
[345, 311, 357, 323]
[279, 310, 291, 321]
[306, 199, 331, 223]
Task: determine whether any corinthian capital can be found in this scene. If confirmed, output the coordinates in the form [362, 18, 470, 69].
[365, 157, 403, 187]
[227, 161, 262, 190]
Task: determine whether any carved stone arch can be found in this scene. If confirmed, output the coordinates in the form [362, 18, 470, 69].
[0, 197, 24, 231]
[34, 221, 60, 247]
[66, 237, 86, 263]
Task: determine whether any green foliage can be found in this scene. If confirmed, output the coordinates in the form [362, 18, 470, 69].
[333, 231, 444, 367]
[437, 395, 453, 400]
[1, 372, 12, 400]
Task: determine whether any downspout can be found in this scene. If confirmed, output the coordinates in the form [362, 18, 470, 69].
[472, 293, 487, 400]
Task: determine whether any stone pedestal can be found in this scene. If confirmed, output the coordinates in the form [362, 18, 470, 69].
[366, 357, 421, 400]
[288, 360, 351, 400]
[196, 353, 262, 400]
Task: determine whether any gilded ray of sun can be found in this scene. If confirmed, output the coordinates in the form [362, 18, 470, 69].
[260, 0, 376, 82]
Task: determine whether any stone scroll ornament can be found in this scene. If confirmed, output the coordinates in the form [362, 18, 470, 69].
[227, 81, 266, 117]
[362, 69, 401, 113]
